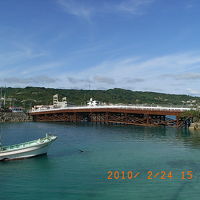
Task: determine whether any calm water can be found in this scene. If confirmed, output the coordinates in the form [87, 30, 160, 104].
[1, 122, 200, 200]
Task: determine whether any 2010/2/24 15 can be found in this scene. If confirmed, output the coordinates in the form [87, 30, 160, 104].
[107, 170, 193, 180]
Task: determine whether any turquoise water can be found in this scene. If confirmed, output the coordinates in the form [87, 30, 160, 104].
[1, 122, 200, 200]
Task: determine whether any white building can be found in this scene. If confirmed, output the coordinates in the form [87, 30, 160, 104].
[87, 98, 99, 106]
[53, 94, 67, 108]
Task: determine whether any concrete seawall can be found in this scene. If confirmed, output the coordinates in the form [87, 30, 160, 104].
[0, 112, 32, 123]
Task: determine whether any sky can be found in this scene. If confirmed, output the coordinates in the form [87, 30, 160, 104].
[1, 0, 200, 95]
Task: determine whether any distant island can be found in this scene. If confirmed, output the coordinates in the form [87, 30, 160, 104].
[0, 87, 199, 110]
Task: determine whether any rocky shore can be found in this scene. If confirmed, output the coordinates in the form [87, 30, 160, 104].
[189, 122, 200, 130]
[0, 112, 32, 123]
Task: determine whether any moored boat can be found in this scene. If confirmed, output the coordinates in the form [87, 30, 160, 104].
[0, 134, 57, 161]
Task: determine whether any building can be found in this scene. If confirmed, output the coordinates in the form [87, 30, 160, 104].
[9, 107, 24, 112]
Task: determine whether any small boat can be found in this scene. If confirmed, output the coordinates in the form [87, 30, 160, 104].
[0, 134, 57, 161]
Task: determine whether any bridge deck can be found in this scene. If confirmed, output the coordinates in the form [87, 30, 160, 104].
[30, 105, 191, 116]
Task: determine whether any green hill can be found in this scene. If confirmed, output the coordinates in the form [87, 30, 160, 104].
[1, 87, 199, 110]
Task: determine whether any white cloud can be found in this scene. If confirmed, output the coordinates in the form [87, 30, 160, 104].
[21, 61, 65, 75]
[57, 0, 93, 20]
[2, 49, 200, 95]
[0, 47, 49, 79]
[116, 0, 155, 15]
[186, 88, 200, 96]
[56, 0, 156, 20]
[59, 51, 200, 95]
[0, 48, 46, 68]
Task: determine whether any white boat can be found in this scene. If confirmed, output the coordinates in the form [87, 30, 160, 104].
[0, 134, 57, 161]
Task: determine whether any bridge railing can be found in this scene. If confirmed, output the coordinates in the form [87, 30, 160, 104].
[29, 104, 192, 113]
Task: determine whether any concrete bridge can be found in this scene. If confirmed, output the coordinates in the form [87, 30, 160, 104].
[29, 105, 192, 128]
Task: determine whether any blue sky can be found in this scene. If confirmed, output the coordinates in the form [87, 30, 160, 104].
[1, 0, 200, 95]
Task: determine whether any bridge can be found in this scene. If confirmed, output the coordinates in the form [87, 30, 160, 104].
[29, 105, 192, 128]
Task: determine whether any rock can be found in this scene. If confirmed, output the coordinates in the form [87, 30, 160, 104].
[0, 112, 32, 123]
[189, 122, 200, 130]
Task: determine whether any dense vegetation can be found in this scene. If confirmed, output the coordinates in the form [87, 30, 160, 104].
[1, 87, 200, 110]
[181, 110, 200, 122]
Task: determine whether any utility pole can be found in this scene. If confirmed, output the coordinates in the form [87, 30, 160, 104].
[0, 87, 2, 108]
[3, 85, 6, 108]
[3, 94, 5, 107]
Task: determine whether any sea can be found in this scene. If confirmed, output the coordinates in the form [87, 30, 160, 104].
[0, 122, 200, 200]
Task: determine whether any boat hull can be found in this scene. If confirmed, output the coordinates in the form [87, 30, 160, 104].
[0, 140, 55, 161]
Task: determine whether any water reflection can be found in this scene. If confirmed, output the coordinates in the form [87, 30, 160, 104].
[167, 128, 200, 149]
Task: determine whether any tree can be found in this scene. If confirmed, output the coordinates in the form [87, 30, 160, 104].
[181, 110, 200, 122]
